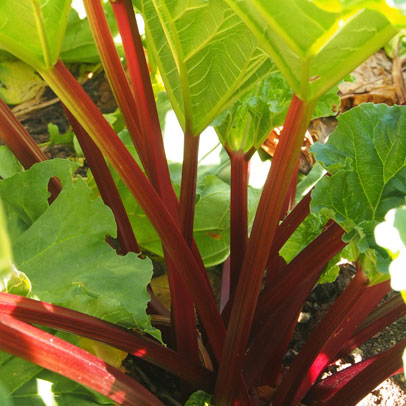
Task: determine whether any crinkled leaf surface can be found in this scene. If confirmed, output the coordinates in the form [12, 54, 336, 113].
[311, 103, 406, 276]
[139, 0, 275, 135]
[0, 159, 156, 335]
[214, 71, 339, 153]
[0, 332, 113, 405]
[0, 0, 71, 71]
[224, 0, 404, 101]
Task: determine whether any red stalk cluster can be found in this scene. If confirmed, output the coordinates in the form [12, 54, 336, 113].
[0, 1, 404, 405]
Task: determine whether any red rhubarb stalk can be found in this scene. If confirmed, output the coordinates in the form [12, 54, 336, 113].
[304, 339, 406, 406]
[243, 222, 346, 388]
[0, 314, 163, 406]
[87, 0, 199, 360]
[337, 293, 406, 359]
[214, 95, 316, 405]
[110, 0, 177, 207]
[0, 292, 213, 390]
[272, 267, 390, 406]
[229, 151, 249, 297]
[264, 186, 312, 286]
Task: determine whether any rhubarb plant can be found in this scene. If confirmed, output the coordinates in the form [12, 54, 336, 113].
[0, 1, 405, 406]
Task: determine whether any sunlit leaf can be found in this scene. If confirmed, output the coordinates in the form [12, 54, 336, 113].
[0, 0, 72, 71]
[224, 0, 404, 100]
[139, 0, 275, 135]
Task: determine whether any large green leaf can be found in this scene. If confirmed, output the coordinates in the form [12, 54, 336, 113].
[224, 0, 405, 101]
[0, 0, 72, 71]
[139, 0, 275, 135]
[311, 103, 406, 277]
[0, 159, 155, 335]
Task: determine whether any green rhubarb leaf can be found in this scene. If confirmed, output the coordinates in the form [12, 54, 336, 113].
[319, 244, 358, 283]
[0, 0, 72, 71]
[0, 159, 157, 337]
[0, 159, 76, 243]
[280, 212, 329, 264]
[214, 71, 338, 153]
[0, 198, 31, 297]
[139, 0, 275, 135]
[0, 147, 23, 179]
[60, 5, 123, 63]
[311, 0, 406, 21]
[224, 0, 404, 101]
[311, 103, 406, 277]
[375, 207, 406, 295]
[0, 57, 45, 105]
[295, 162, 326, 202]
[0, 383, 12, 406]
